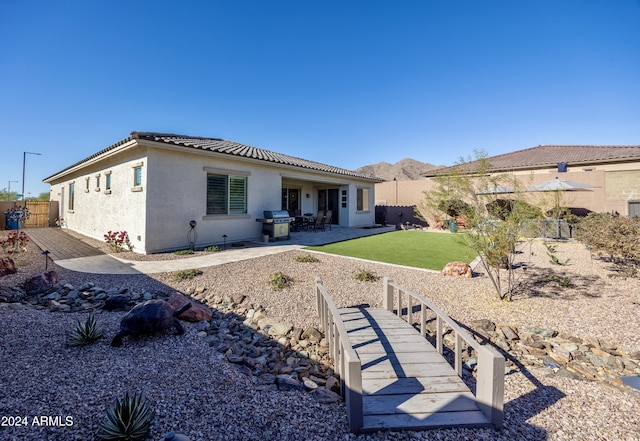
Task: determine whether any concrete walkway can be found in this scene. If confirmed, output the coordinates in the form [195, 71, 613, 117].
[25, 226, 395, 275]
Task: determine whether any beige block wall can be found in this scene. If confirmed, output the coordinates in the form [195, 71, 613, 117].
[375, 163, 640, 221]
[375, 180, 437, 207]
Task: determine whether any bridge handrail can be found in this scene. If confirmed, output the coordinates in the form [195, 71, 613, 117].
[383, 277, 504, 428]
[315, 277, 362, 432]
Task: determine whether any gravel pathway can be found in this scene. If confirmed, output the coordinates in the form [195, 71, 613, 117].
[1, 234, 639, 440]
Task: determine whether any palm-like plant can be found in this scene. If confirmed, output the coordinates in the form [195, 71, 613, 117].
[96, 392, 155, 441]
[67, 315, 103, 346]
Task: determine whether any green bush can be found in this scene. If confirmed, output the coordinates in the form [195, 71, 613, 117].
[269, 272, 292, 290]
[174, 249, 194, 255]
[204, 245, 221, 252]
[545, 243, 570, 266]
[546, 274, 573, 288]
[576, 213, 640, 264]
[171, 268, 202, 281]
[295, 254, 320, 263]
[354, 269, 379, 282]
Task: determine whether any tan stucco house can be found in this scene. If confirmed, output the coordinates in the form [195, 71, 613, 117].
[376, 145, 640, 225]
[44, 132, 382, 253]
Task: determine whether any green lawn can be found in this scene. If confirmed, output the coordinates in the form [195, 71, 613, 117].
[304, 230, 476, 270]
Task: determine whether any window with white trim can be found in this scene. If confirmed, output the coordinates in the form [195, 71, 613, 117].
[357, 188, 369, 211]
[68, 182, 75, 210]
[133, 166, 142, 187]
[105, 173, 111, 190]
[207, 174, 247, 215]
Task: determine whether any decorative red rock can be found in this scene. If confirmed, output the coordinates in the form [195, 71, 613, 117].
[168, 291, 213, 322]
[441, 262, 473, 278]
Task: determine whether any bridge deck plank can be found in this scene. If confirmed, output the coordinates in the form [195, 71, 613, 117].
[339, 307, 492, 432]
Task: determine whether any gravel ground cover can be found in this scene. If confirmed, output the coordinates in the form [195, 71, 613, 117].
[1, 232, 639, 440]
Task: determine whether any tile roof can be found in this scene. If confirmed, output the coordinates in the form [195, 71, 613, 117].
[45, 131, 383, 182]
[424, 145, 640, 176]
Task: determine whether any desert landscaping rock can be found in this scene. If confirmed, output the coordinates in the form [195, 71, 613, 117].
[1, 236, 639, 440]
[0, 256, 17, 276]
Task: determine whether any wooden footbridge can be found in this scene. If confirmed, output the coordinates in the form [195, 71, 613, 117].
[316, 277, 504, 434]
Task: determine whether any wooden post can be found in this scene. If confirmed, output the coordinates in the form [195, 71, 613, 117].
[316, 277, 325, 332]
[346, 357, 363, 432]
[455, 332, 462, 376]
[436, 316, 443, 354]
[476, 346, 505, 428]
[383, 277, 394, 311]
[420, 305, 426, 337]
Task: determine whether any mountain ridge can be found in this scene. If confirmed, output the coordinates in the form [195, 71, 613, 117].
[356, 158, 443, 181]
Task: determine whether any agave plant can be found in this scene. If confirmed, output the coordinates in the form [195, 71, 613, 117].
[96, 392, 155, 441]
[67, 314, 103, 346]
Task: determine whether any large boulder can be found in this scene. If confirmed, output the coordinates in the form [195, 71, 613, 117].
[168, 292, 213, 322]
[441, 262, 473, 278]
[0, 257, 17, 277]
[23, 271, 58, 294]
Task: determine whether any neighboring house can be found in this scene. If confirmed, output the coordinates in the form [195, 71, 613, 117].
[376, 145, 640, 223]
[44, 132, 382, 253]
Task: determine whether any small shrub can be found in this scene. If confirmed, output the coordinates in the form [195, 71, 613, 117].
[96, 392, 154, 441]
[67, 315, 103, 347]
[0, 231, 29, 255]
[576, 213, 640, 264]
[104, 231, 133, 253]
[174, 249, 194, 255]
[269, 271, 293, 290]
[295, 254, 320, 263]
[354, 269, 379, 282]
[545, 243, 570, 266]
[547, 274, 573, 288]
[171, 268, 202, 281]
[204, 245, 221, 252]
[231, 242, 245, 248]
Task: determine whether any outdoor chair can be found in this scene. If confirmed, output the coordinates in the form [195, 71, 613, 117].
[291, 216, 304, 232]
[313, 210, 326, 231]
[324, 210, 333, 230]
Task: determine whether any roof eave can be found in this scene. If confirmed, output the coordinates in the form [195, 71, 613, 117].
[43, 137, 138, 183]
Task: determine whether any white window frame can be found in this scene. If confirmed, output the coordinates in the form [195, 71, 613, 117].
[357, 187, 370, 212]
[104, 171, 112, 194]
[131, 162, 143, 192]
[203, 167, 250, 217]
[68, 182, 75, 211]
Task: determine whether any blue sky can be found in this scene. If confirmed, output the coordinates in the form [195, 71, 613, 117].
[1, 0, 639, 198]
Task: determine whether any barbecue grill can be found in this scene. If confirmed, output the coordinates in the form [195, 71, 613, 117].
[256, 210, 294, 241]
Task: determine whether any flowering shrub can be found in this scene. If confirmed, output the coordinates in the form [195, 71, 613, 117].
[0, 231, 29, 255]
[104, 231, 133, 253]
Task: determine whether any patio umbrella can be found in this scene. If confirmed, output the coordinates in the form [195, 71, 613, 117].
[526, 177, 600, 237]
[526, 177, 600, 192]
[476, 185, 515, 195]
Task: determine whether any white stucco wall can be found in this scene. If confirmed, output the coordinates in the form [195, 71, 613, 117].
[47, 140, 378, 253]
[48, 145, 148, 252]
[144, 147, 284, 252]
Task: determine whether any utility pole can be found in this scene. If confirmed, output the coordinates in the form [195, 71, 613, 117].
[22, 152, 41, 201]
